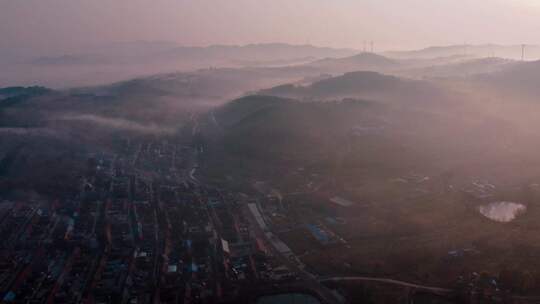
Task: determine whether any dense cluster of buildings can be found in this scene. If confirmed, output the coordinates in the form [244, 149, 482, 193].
[0, 137, 319, 304]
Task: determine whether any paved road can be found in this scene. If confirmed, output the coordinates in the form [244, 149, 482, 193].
[322, 277, 540, 302]
[320, 276, 452, 295]
[243, 203, 345, 304]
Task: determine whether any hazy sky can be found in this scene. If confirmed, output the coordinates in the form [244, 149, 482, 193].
[2, 0, 540, 52]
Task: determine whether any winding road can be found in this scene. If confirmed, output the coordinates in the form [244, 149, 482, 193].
[320, 276, 452, 295]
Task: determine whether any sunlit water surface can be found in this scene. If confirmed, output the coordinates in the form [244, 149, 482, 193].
[478, 201, 526, 222]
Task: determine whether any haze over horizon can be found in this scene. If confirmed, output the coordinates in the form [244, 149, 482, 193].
[3, 0, 540, 53]
[7, 1, 540, 303]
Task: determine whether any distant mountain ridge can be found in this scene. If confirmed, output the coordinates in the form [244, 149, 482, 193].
[1, 42, 361, 87]
[400, 57, 516, 79]
[29, 43, 359, 67]
[0, 86, 52, 108]
[307, 52, 398, 73]
[385, 44, 540, 60]
[258, 71, 446, 104]
[476, 59, 540, 96]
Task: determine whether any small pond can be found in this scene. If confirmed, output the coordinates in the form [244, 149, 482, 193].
[478, 201, 526, 222]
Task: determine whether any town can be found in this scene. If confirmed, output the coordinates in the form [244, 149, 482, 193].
[0, 119, 349, 304]
[1, 116, 534, 304]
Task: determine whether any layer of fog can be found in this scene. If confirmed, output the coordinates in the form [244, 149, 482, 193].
[57, 114, 176, 135]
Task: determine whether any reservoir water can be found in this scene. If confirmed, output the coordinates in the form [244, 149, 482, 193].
[478, 201, 526, 222]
